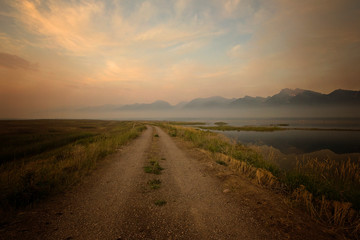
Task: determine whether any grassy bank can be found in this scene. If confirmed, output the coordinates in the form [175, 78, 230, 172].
[161, 123, 360, 238]
[165, 121, 206, 126]
[0, 120, 146, 211]
[164, 124, 280, 174]
[199, 125, 283, 132]
[198, 125, 360, 132]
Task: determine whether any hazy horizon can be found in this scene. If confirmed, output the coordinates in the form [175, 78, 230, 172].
[1, 0, 360, 118]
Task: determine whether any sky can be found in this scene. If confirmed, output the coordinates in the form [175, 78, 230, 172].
[0, 0, 360, 118]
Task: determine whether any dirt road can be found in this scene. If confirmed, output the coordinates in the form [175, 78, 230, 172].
[1, 126, 334, 239]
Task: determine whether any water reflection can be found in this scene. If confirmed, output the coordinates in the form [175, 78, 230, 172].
[218, 130, 360, 154]
[212, 118, 360, 130]
[194, 118, 360, 170]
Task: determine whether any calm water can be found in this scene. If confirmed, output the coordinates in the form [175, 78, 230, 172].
[208, 118, 360, 130]
[218, 130, 360, 154]
[200, 118, 360, 154]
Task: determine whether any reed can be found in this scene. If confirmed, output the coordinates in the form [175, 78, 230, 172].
[289, 158, 360, 208]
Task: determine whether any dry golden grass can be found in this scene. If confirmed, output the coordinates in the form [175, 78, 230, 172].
[291, 157, 360, 238]
[212, 151, 280, 188]
[292, 186, 360, 238]
[296, 157, 360, 189]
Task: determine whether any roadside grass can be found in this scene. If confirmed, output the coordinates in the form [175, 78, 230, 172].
[161, 123, 360, 238]
[275, 156, 360, 228]
[154, 200, 167, 206]
[0, 120, 146, 211]
[287, 158, 360, 206]
[163, 124, 279, 175]
[148, 179, 161, 189]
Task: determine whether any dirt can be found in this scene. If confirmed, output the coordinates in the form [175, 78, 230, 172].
[0, 126, 337, 240]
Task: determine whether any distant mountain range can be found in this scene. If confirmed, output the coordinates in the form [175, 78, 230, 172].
[229, 89, 360, 108]
[78, 88, 360, 113]
[120, 100, 173, 111]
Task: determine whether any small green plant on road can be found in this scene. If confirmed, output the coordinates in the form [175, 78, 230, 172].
[154, 200, 167, 206]
[148, 179, 161, 189]
[144, 159, 163, 175]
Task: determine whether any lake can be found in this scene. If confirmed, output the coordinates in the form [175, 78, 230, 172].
[193, 118, 360, 169]
[217, 129, 360, 154]
[208, 118, 360, 130]
[195, 118, 360, 153]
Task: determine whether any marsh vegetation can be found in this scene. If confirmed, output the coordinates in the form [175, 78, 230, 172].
[199, 125, 283, 132]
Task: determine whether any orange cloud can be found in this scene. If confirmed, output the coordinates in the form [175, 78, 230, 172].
[10, 0, 107, 54]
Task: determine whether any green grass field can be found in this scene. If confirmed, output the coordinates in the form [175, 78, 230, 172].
[0, 120, 145, 210]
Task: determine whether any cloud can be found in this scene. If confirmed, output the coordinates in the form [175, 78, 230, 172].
[0, 33, 27, 53]
[221, 0, 256, 19]
[227, 44, 242, 58]
[224, 0, 241, 15]
[134, 23, 220, 49]
[175, 0, 190, 16]
[101, 60, 151, 83]
[0, 52, 37, 70]
[6, 0, 222, 56]
[10, 0, 107, 54]
[169, 40, 208, 55]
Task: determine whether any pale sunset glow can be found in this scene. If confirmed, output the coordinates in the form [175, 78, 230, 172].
[0, 0, 359, 118]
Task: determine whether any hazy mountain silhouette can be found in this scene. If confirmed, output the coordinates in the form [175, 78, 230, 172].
[266, 88, 307, 105]
[228, 89, 360, 107]
[230, 96, 268, 107]
[78, 104, 120, 112]
[119, 100, 172, 111]
[78, 89, 360, 115]
[326, 89, 360, 104]
[264, 89, 359, 106]
[183, 96, 235, 109]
